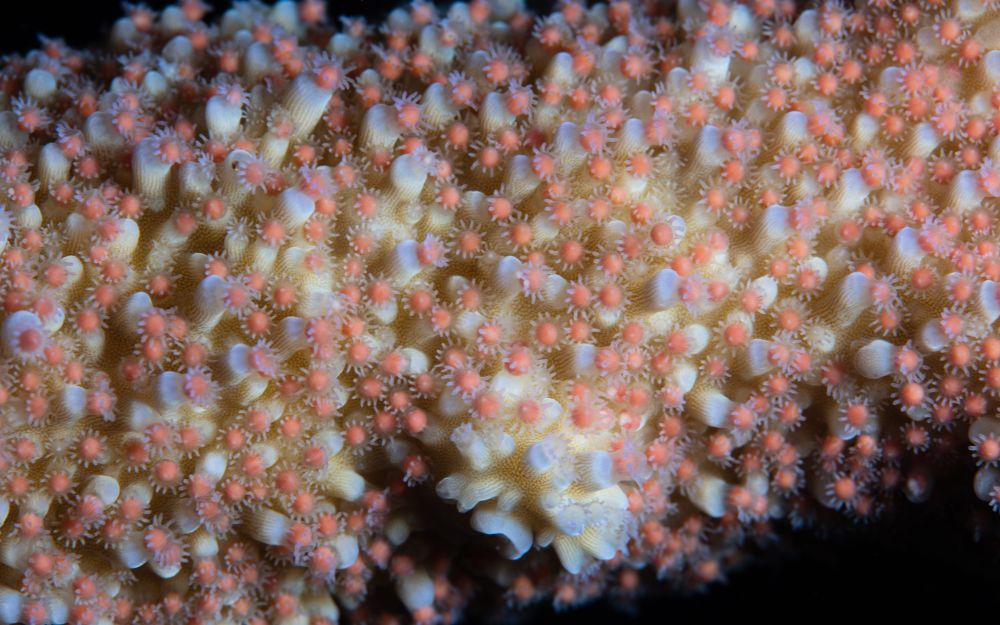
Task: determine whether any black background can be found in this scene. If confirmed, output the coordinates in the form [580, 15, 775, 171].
[4, 0, 1000, 621]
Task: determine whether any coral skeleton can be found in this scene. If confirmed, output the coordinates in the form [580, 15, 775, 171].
[0, 0, 998, 622]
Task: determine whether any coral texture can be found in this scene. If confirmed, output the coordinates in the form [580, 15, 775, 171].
[0, 0, 1000, 622]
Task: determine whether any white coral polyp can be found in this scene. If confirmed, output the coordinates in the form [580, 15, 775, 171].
[0, 0, 999, 623]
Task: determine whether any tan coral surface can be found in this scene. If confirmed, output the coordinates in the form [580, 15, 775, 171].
[0, 0, 1000, 623]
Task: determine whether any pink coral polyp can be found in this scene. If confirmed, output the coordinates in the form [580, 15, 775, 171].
[0, 0, 999, 622]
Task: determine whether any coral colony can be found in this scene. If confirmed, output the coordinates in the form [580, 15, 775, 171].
[1, 0, 1000, 621]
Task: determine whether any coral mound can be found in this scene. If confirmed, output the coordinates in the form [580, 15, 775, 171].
[0, 0, 999, 622]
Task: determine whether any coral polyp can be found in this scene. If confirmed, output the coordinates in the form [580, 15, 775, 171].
[0, 0, 999, 622]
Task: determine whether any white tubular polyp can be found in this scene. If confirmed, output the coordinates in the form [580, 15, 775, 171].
[544, 51, 575, 87]
[23, 69, 57, 102]
[743, 339, 774, 377]
[388, 153, 428, 205]
[850, 113, 880, 149]
[421, 82, 456, 128]
[83, 475, 120, 507]
[82, 111, 123, 154]
[451, 424, 492, 471]
[886, 227, 925, 276]
[396, 569, 435, 611]
[503, 153, 541, 203]
[525, 436, 563, 475]
[388, 240, 422, 284]
[132, 137, 173, 210]
[471, 507, 533, 559]
[272, 316, 307, 357]
[946, 169, 985, 214]
[479, 91, 516, 135]
[918, 320, 948, 353]
[823, 271, 873, 328]
[120, 291, 153, 335]
[643, 268, 679, 311]
[688, 125, 726, 175]
[0, 586, 21, 625]
[195, 451, 228, 484]
[57, 385, 87, 422]
[615, 117, 648, 156]
[578, 451, 614, 490]
[455, 477, 505, 513]
[974, 466, 1000, 503]
[685, 324, 711, 355]
[282, 74, 333, 138]
[750, 204, 790, 256]
[553, 122, 585, 171]
[689, 471, 728, 518]
[904, 123, 941, 160]
[325, 467, 365, 501]
[688, 388, 736, 428]
[205, 95, 243, 139]
[191, 275, 227, 331]
[552, 535, 585, 574]
[830, 168, 870, 218]
[494, 255, 524, 299]
[219, 149, 254, 202]
[274, 187, 315, 229]
[154, 371, 186, 411]
[854, 339, 895, 379]
[689, 37, 730, 82]
[776, 110, 808, 147]
[2, 310, 45, 359]
[979, 281, 1000, 324]
[244, 507, 292, 546]
[359, 103, 403, 150]
[37, 142, 70, 191]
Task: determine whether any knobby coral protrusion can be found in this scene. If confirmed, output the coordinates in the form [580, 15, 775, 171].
[0, 0, 999, 623]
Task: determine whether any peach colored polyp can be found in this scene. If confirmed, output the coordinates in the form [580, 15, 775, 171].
[0, 0, 999, 623]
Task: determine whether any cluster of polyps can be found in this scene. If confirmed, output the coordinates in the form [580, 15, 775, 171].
[0, 0, 999, 621]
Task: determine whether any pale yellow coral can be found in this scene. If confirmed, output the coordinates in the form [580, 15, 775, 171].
[0, 0, 999, 623]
